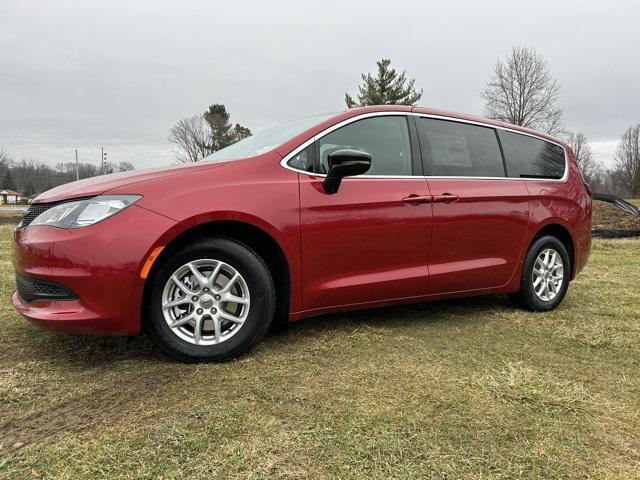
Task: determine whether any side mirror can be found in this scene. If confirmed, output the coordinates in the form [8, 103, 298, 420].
[322, 149, 372, 194]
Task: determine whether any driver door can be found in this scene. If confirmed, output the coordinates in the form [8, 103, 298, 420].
[298, 115, 433, 312]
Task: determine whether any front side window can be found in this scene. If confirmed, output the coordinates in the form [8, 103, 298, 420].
[417, 118, 505, 177]
[317, 116, 412, 176]
[287, 145, 313, 172]
[498, 131, 566, 179]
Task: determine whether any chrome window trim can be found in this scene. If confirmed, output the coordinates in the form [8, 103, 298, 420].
[279, 111, 569, 182]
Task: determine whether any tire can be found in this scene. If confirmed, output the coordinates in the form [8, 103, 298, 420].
[146, 237, 276, 362]
[509, 235, 571, 311]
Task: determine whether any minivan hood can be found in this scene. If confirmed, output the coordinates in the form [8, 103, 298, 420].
[33, 162, 224, 203]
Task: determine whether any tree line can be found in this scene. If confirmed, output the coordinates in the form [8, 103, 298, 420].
[0, 148, 133, 198]
[169, 47, 639, 198]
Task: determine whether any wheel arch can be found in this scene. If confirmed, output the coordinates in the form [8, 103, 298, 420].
[141, 219, 291, 331]
[528, 222, 576, 279]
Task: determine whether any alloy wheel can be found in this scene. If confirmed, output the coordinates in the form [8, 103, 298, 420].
[531, 248, 564, 302]
[161, 259, 250, 345]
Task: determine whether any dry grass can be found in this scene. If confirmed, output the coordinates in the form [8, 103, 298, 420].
[0, 207, 25, 223]
[0, 225, 638, 479]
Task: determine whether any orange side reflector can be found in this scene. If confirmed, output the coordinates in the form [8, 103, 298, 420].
[140, 246, 165, 279]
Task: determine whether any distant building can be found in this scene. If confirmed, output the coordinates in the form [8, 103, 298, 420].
[0, 189, 23, 204]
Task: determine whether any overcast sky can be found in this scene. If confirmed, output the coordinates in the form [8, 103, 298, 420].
[1, 0, 638, 169]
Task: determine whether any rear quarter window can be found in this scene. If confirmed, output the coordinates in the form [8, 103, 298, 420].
[498, 131, 566, 179]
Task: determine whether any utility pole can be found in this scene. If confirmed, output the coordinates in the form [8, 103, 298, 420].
[75, 149, 79, 181]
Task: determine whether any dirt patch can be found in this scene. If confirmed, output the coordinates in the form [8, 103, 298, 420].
[592, 200, 640, 232]
[0, 367, 185, 457]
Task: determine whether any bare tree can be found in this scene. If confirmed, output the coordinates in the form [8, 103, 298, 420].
[97, 161, 135, 175]
[168, 114, 212, 163]
[0, 148, 11, 189]
[566, 132, 600, 184]
[117, 161, 135, 172]
[56, 161, 100, 179]
[482, 46, 563, 135]
[0, 147, 10, 165]
[613, 124, 640, 197]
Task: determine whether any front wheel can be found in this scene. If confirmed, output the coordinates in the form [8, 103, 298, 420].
[146, 238, 275, 362]
[509, 235, 571, 311]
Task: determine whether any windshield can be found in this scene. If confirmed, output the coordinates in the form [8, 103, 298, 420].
[206, 113, 335, 162]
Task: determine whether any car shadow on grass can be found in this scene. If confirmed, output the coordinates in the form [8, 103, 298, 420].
[19, 330, 162, 366]
[17, 294, 513, 367]
[268, 294, 514, 340]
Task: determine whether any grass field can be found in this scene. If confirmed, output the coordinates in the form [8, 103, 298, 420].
[0, 225, 639, 479]
[0, 207, 26, 224]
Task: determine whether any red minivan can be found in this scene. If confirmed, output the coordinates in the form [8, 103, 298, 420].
[13, 106, 592, 361]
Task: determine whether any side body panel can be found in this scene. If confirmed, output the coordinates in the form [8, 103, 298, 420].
[425, 179, 530, 294]
[298, 176, 432, 311]
[524, 159, 592, 278]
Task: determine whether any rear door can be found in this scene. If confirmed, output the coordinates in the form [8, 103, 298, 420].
[415, 116, 530, 294]
[296, 115, 433, 311]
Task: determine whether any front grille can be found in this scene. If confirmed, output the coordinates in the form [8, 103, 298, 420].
[16, 274, 77, 303]
[19, 202, 58, 227]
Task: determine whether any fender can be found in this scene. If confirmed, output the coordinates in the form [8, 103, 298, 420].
[136, 209, 301, 316]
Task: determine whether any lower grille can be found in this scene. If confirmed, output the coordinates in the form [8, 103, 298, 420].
[16, 274, 77, 303]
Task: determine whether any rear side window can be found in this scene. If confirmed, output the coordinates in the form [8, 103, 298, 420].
[417, 118, 505, 177]
[317, 116, 412, 176]
[498, 131, 566, 179]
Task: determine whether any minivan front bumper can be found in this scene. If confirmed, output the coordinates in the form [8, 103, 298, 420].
[12, 204, 176, 335]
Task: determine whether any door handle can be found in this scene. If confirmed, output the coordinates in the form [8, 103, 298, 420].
[432, 194, 459, 204]
[402, 195, 432, 204]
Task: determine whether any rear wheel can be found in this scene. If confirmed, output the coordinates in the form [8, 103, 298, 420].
[509, 235, 570, 311]
[146, 237, 275, 362]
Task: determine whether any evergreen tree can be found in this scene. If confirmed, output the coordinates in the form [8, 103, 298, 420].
[203, 105, 252, 152]
[204, 104, 234, 151]
[2, 170, 16, 191]
[345, 58, 423, 108]
[232, 123, 252, 143]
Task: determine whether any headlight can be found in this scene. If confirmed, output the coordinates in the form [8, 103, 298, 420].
[29, 195, 142, 228]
